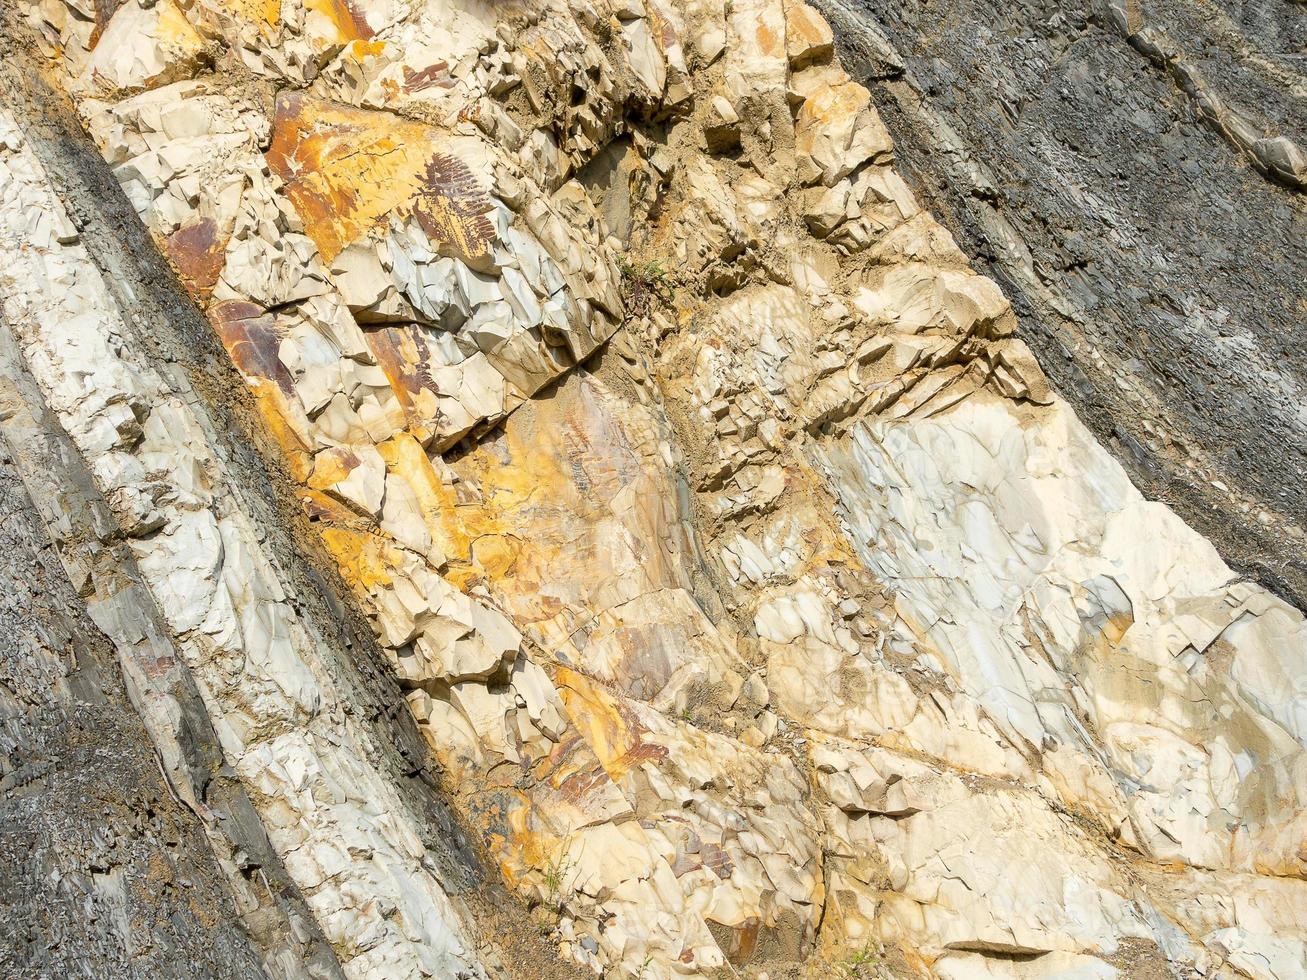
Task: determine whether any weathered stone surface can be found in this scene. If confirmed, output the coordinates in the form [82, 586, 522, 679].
[0, 383, 278, 980]
[814, 0, 1307, 612]
[0, 105, 486, 980]
[6, 0, 1307, 976]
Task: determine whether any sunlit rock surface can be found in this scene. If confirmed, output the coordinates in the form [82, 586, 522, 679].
[2, 0, 1305, 976]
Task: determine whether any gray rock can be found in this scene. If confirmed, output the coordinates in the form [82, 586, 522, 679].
[815, 0, 1307, 610]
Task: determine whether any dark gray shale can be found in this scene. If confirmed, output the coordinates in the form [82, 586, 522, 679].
[0, 34, 521, 978]
[0, 345, 279, 980]
[0, 73, 342, 980]
[815, 0, 1307, 610]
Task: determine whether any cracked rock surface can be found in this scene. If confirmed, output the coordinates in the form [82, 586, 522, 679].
[813, 0, 1307, 609]
[1, 0, 1305, 977]
[0, 372, 273, 980]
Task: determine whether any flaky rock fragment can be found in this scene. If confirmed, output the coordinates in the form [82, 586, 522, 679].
[76, 0, 208, 98]
[795, 78, 893, 186]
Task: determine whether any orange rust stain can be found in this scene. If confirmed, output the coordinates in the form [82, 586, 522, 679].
[555, 668, 667, 783]
[527, 731, 631, 844]
[551, 758, 615, 809]
[364, 323, 443, 439]
[441, 424, 576, 615]
[299, 487, 367, 526]
[461, 761, 619, 892]
[378, 433, 473, 561]
[265, 93, 495, 265]
[209, 300, 293, 396]
[755, 21, 783, 58]
[346, 38, 386, 60]
[303, 0, 373, 42]
[900, 945, 934, 975]
[308, 445, 362, 492]
[249, 381, 313, 482]
[151, 0, 206, 59]
[786, 5, 829, 50]
[215, 0, 279, 31]
[208, 300, 312, 479]
[319, 525, 398, 592]
[645, 1, 677, 53]
[789, 459, 864, 572]
[266, 93, 439, 262]
[801, 80, 869, 132]
[473, 789, 593, 891]
[1103, 609, 1134, 645]
[164, 217, 227, 302]
[497, 797, 542, 885]
[470, 533, 522, 580]
[442, 565, 482, 593]
[710, 915, 760, 966]
[401, 378, 680, 650]
[533, 734, 606, 802]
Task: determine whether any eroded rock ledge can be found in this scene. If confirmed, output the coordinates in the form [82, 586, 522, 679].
[2, 0, 1306, 977]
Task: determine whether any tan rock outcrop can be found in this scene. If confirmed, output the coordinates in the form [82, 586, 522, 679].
[7, 0, 1307, 977]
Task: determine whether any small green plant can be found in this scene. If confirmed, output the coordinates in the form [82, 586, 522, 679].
[840, 943, 882, 978]
[619, 255, 675, 309]
[541, 837, 578, 913]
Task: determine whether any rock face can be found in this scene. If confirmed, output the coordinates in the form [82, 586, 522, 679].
[0, 357, 277, 980]
[811, 0, 1307, 610]
[1, 0, 1305, 979]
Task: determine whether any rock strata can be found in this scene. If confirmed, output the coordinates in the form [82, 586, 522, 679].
[813, 0, 1307, 609]
[2, 0, 1306, 977]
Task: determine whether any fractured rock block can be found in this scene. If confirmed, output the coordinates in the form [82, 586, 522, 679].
[77, 0, 208, 98]
[795, 80, 893, 186]
[703, 94, 742, 154]
[784, 1, 833, 70]
[266, 93, 499, 269]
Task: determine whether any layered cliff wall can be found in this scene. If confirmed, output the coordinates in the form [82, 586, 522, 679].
[1, 0, 1305, 978]
[813, 0, 1307, 608]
